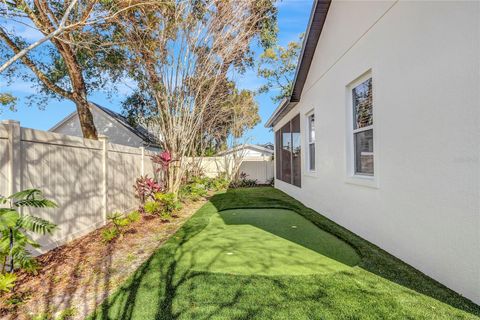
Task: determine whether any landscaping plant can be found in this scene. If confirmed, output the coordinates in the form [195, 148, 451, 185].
[154, 193, 182, 219]
[0, 189, 57, 292]
[151, 151, 173, 177]
[179, 183, 208, 202]
[179, 174, 229, 202]
[143, 201, 161, 216]
[229, 172, 258, 189]
[0, 273, 16, 292]
[101, 228, 118, 243]
[142, 192, 182, 221]
[102, 211, 141, 243]
[133, 176, 163, 205]
[211, 175, 230, 191]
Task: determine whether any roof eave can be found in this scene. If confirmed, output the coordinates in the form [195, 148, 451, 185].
[264, 97, 290, 128]
[265, 0, 331, 128]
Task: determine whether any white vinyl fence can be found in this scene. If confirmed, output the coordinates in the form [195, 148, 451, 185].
[194, 156, 274, 184]
[0, 120, 273, 252]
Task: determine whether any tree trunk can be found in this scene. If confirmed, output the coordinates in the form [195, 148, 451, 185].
[73, 95, 98, 140]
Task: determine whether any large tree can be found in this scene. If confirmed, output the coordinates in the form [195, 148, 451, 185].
[115, 0, 277, 193]
[257, 34, 302, 103]
[122, 79, 260, 155]
[200, 80, 260, 154]
[0, 1, 138, 139]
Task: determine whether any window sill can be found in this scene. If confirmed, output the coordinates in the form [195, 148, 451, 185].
[345, 175, 378, 189]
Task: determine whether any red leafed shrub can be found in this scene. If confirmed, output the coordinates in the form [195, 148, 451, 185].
[151, 151, 173, 169]
[151, 151, 175, 191]
[134, 176, 164, 204]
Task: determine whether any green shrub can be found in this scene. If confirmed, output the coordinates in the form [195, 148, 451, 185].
[0, 273, 16, 293]
[179, 182, 208, 202]
[143, 193, 181, 220]
[0, 189, 57, 273]
[155, 192, 182, 216]
[107, 212, 130, 233]
[126, 211, 141, 223]
[101, 228, 119, 243]
[191, 183, 208, 199]
[229, 172, 258, 189]
[31, 312, 52, 320]
[178, 174, 228, 202]
[102, 211, 140, 243]
[211, 176, 229, 191]
[57, 307, 77, 320]
[178, 185, 190, 202]
[144, 200, 161, 215]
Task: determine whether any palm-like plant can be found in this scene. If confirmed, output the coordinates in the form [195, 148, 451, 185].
[0, 189, 57, 273]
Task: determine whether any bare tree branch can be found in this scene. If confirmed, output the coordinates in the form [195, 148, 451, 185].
[0, 26, 73, 98]
[0, 0, 78, 73]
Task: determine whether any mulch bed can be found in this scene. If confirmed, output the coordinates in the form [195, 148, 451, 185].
[0, 196, 210, 320]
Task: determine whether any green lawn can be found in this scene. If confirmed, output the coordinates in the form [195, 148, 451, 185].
[90, 187, 480, 319]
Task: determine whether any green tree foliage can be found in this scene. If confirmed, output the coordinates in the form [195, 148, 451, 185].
[257, 34, 303, 103]
[0, 1, 129, 139]
[0, 93, 16, 112]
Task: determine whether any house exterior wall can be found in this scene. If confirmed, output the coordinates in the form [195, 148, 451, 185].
[51, 107, 146, 148]
[273, 0, 479, 304]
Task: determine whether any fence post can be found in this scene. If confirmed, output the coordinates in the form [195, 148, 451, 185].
[98, 135, 108, 223]
[140, 146, 145, 176]
[2, 120, 21, 196]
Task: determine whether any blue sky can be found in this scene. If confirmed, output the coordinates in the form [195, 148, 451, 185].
[0, 0, 313, 144]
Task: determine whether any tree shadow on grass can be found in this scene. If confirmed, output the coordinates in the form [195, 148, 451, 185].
[90, 212, 269, 320]
[209, 187, 480, 317]
[90, 188, 480, 319]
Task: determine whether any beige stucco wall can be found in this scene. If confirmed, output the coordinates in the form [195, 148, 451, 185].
[273, 1, 479, 303]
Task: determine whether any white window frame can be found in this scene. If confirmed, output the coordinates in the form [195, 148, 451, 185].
[345, 70, 378, 188]
[306, 110, 316, 173]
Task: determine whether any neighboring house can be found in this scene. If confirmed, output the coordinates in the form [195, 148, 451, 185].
[50, 103, 160, 150]
[216, 144, 274, 158]
[266, 0, 479, 304]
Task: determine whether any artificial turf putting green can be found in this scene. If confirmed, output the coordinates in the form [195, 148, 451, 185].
[178, 208, 359, 275]
[90, 187, 480, 320]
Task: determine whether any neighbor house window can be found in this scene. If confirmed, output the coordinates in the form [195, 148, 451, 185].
[307, 113, 315, 171]
[275, 114, 301, 187]
[352, 77, 373, 176]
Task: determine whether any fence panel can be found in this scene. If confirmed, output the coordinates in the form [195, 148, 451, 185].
[0, 121, 274, 253]
[107, 144, 143, 214]
[238, 158, 274, 184]
[20, 128, 104, 252]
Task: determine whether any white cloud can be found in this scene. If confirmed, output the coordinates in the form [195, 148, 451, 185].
[16, 27, 44, 42]
[0, 80, 37, 94]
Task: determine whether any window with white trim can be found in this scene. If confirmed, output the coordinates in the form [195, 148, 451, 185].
[351, 77, 373, 176]
[307, 113, 315, 171]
